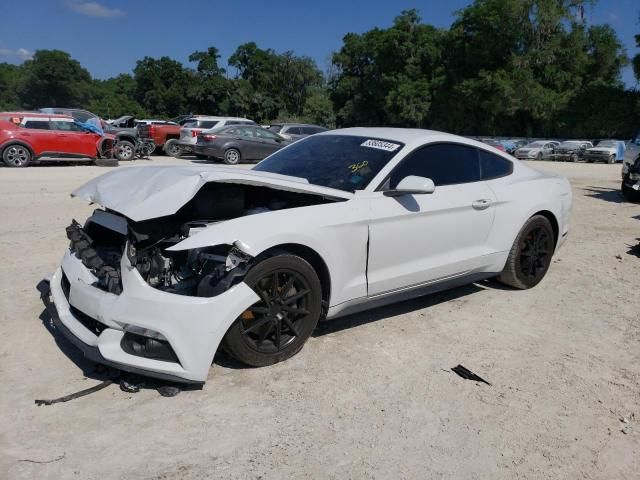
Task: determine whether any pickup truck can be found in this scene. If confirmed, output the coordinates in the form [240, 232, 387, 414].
[137, 123, 182, 156]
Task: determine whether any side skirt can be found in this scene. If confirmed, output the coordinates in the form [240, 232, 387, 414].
[326, 271, 497, 320]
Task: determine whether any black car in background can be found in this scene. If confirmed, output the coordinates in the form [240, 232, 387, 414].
[193, 125, 290, 164]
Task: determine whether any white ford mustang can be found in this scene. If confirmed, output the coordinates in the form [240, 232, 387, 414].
[42, 128, 572, 384]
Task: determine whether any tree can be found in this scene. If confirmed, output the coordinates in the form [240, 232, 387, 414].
[187, 47, 229, 115]
[87, 74, 147, 119]
[229, 42, 325, 122]
[133, 56, 193, 117]
[17, 50, 92, 108]
[330, 10, 444, 128]
[0, 63, 22, 110]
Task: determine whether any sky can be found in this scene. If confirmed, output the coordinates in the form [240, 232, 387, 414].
[1, 0, 638, 87]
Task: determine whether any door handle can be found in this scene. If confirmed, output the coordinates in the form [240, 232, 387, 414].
[472, 199, 492, 210]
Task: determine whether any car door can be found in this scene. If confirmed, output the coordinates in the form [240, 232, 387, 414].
[366, 143, 497, 296]
[253, 128, 285, 158]
[232, 127, 262, 160]
[20, 118, 56, 155]
[50, 119, 97, 157]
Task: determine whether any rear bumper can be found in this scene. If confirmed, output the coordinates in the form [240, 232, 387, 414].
[193, 144, 224, 158]
[43, 249, 259, 383]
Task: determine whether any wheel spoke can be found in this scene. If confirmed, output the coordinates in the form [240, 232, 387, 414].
[282, 317, 301, 337]
[275, 319, 282, 350]
[283, 289, 310, 305]
[282, 305, 309, 316]
[257, 322, 274, 345]
[241, 315, 272, 335]
[255, 287, 271, 306]
[249, 306, 269, 315]
[280, 275, 295, 299]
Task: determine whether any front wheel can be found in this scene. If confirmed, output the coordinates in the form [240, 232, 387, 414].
[2, 144, 32, 167]
[224, 148, 241, 165]
[536, 152, 542, 161]
[498, 215, 555, 289]
[607, 154, 616, 164]
[222, 254, 322, 367]
[571, 153, 578, 163]
[115, 140, 135, 161]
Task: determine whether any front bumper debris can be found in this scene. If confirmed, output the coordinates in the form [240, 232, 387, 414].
[42, 249, 259, 383]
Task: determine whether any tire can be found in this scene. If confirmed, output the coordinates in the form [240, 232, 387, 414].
[2, 144, 32, 167]
[224, 148, 241, 165]
[95, 158, 119, 167]
[164, 139, 182, 157]
[536, 152, 542, 161]
[222, 254, 323, 367]
[622, 182, 640, 202]
[195, 154, 210, 160]
[498, 215, 555, 289]
[570, 153, 578, 163]
[607, 154, 615, 164]
[115, 140, 135, 161]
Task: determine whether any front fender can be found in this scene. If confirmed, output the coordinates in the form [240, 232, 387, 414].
[167, 201, 370, 306]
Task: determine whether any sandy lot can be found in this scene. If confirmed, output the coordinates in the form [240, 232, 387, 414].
[0, 157, 639, 479]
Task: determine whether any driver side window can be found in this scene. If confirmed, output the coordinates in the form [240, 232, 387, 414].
[388, 143, 481, 188]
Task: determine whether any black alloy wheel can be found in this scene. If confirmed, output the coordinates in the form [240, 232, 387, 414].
[222, 254, 322, 367]
[498, 215, 555, 289]
[517, 225, 551, 282]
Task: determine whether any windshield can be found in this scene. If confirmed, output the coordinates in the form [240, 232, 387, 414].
[254, 135, 404, 192]
[526, 141, 546, 148]
[558, 141, 581, 148]
[596, 140, 616, 148]
[267, 125, 282, 133]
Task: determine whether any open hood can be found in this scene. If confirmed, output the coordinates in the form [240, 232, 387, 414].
[72, 165, 353, 221]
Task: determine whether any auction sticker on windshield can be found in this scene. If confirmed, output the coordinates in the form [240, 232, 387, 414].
[361, 139, 401, 152]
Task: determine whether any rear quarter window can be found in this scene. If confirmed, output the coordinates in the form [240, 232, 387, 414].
[479, 149, 513, 180]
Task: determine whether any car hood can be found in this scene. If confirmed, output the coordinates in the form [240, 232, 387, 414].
[587, 147, 614, 153]
[72, 165, 353, 221]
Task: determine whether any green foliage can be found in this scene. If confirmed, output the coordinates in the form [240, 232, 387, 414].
[17, 50, 92, 109]
[1, 2, 638, 137]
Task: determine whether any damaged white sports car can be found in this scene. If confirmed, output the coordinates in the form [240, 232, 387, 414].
[42, 128, 572, 384]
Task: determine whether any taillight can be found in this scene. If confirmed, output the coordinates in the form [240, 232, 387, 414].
[148, 125, 155, 135]
[201, 135, 217, 141]
[191, 130, 199, 137]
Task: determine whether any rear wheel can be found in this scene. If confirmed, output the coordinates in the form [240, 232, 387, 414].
[222, 254, 322, 367]
[2, 144, 31, 167]
[163, 139, 181, 157]
[498, 215, 555, 289]
[115, 140, 134, 161]
[224, 148, 241, 165]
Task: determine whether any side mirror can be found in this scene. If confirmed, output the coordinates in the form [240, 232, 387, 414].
[384, 176, 435, 196]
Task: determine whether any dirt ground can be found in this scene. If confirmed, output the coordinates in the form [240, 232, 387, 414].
[0, 156, 639, 479]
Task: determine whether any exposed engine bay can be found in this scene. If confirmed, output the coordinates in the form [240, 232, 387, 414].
[67, 183, 338, 297]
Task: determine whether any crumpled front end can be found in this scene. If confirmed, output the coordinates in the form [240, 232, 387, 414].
[45, 174, 344, 382]
[45, 213, 259, 383]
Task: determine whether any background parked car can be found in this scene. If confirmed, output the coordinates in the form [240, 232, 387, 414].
[267, 123, 327, 142]
[553, 140, 593, 162]
[178, 116, 255, 154]
[479, 138, 506, 152]
[584, 140, 619, 164]
[40, 108, 141, 161]
[0, 112, 117, 167]
[134, 119, 177, 127]
[193, 125, 290, 164]
[499, 138, 529, 154]
[515, 140, 559, 160]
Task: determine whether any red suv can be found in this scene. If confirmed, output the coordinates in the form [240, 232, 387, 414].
[0, 112, 117, 167]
